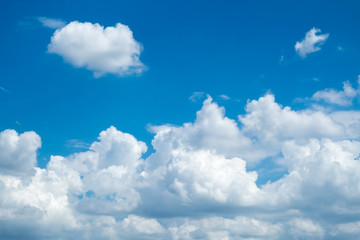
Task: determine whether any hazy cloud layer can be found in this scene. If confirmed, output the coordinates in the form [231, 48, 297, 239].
[48, 21, 145, 77]
[1, 92, 360, 239]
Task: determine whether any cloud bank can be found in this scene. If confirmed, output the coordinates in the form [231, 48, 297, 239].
[295, 28, 329, 58]
[48, 21, 145, 77]
[1, 88, 360, 239]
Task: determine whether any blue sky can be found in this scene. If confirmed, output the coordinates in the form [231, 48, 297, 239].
[1, 0, 360, 239]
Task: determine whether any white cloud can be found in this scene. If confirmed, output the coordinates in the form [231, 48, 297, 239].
[120, 215, 165, 235]
[3, 92, 360, 239]
[146, 96, 255, 165]
[312, 77, 319, 81]
[295, 28, 329, 58]
[37, 17, 66, 29]
[48, 21, 145, 77]
[65, 139, 90, 150]
[169, 216, 282, 240]
[333, 221, 360, 235]
[68, 126, 147, 214]
[189, 92, 205, 102]
[240, 94, 344, 141]
[312, 77, 360, 106]
[219, 94, 230, 100]
[238, 94, 345, 163]
[0, 129, 41, 177]
[330, 110, 360, 138]
[158, 149, 260, 205]
[288, 218, 324, 239]
[262, 138, 360, 209]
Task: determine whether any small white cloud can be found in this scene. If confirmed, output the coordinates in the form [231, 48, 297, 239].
[38, 17, 66, 29]
[189, 92, 205, 102]
[295, 28, 329, 58]
[312, 77, 320, 81]
[48, 21, 145, 77]
[219, 94, 230, 100]
[312, 77, 360, 106]
[65, 139, 90, 150]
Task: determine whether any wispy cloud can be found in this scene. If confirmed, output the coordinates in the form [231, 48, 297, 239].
[279, 55, 284, 63]
[189, 91, 205, 102]
[219, 94, 230, 100]
[295, 28, 329, 58]
[0, 86, 9, 93]
[65, 139, 90, 150]
[312, 77, 320, 82]
[37, 17, 66, 29]
[17, 16, 66, 30]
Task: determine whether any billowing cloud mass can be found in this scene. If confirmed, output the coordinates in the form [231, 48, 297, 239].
[1, 90, 360, 239]
[295, 28, 329, 58]
[48, 21, 145, 77]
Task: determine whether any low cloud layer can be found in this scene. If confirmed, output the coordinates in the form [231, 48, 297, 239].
[295, 28, 329, 58]
[48, 21, 145, 77]
[1, 89, 360, 239]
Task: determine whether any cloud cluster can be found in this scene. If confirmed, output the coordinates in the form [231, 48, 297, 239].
[48, 21, 145, 77]
[1, 91, 360, 239]
[295, 28, 329, 58]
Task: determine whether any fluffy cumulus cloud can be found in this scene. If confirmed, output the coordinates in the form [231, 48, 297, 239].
[295, 28, 329, 58]
[48, 21, 145, 77]
[2, 91, 360, 239]
[312, 76, 360, 106]
[0, 129, 41, 177]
